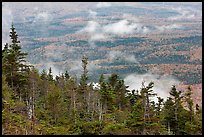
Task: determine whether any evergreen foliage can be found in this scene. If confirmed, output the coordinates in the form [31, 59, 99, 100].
[2, 24, 202, 135]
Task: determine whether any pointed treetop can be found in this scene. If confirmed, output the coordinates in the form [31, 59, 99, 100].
[65, 70, 70, 80]
[9, 23, 21, 45]
[10, 22, 15, 30]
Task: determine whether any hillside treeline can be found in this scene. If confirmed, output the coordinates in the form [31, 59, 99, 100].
[2, 25, 202, 135]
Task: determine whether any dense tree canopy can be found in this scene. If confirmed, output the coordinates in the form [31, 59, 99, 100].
[2, 24, 202, 135]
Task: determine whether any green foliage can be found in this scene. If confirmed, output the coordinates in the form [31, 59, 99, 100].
[102, 123, 132, 135]
[2, 24, 30, 99]
[2, 24, 202, 135]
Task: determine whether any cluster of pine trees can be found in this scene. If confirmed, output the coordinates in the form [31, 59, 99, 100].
[2, 25, 202, 135]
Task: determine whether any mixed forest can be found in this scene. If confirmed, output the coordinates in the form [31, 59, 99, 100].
[2, 25, 202, 135]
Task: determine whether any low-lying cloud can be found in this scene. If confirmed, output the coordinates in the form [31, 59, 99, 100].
[124, 73, 181, 102]
[79, 18, 150, 41]
[103, 20, 139, 35]
[80, 8, 185, 42]
[79, 21, 106, 41]
[107, 51, 139, 64]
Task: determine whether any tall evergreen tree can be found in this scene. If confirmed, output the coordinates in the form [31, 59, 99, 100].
[164, 85, 189, 135]
[48, 67, 53, 81]
[65, 70, 70, 80]
[80, 56, 88, 89]
[78, 56, 90, 121]
[2, 23, 30, 99]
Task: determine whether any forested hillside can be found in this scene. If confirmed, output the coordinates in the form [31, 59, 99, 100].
[2, 25, 202, 135]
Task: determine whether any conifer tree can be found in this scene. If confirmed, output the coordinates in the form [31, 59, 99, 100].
[2, 23, 30, 99]
[184, 86, 194, 123]
[40, 69, 47, 80]
[65, 70, 70, 80]
[80, 56, 88, 89]
[48, 67, 53, 81]
[78, 56, 90, 121]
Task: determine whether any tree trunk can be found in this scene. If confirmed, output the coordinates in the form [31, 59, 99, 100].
[168, 122, 171, 135]
[98, 99, 103, 121]
[71, 89, 76, 124]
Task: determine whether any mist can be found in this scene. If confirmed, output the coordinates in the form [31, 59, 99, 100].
[2, 3, 13, 49]
[124, 72, 181, 102]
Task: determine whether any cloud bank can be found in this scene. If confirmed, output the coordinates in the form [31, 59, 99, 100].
[103, 20, 139, 35]
[80, 8, 184, 42]
[107, 51, 139, 64]
[79, 18, 150, 41]
[124, 73, 181, 102]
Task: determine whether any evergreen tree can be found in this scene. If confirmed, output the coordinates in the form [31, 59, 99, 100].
[169, 85, 184, 134]
[40, 69, 47, 80]
[80, 56, 88, 89]
[114, 80, 128, 110]
[183, 87, 202, 135]
[78, 56, 90, 121]
[48, 67, 53, 81]
[162, 97, 175, 135]
[163, 86, 189, 135]
[65, 70, 70, 80]
[184, 86, 194, 123]
[2, 23, 30, 100]
[1, 24, 202, 135]
[108, 73, 118, 90]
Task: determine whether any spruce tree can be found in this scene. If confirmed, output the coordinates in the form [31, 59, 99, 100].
[65, 70, 70, 80]
[78, 56, 89, 121]
[48, 67, 53, 81]
[80, 56, 88, 89]
[2, 23, 30, 99]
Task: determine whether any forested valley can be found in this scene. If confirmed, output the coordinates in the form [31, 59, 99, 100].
[2, 25, 202, 135]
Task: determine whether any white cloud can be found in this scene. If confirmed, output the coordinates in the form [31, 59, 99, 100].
[142, 26, 150, 33]
[82, 21, 101, 33]
[79, 18, 150, 41]
[44, 64, 61, 78]
[79, 21, 106, 41]
[107, 51, 139, 64]
[96, 2, 112, 8]
[103, 20, 138, 35]
[124, 73, 180, 102]
[79, 10, 152, 42]
[103, 19, 151, 35]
